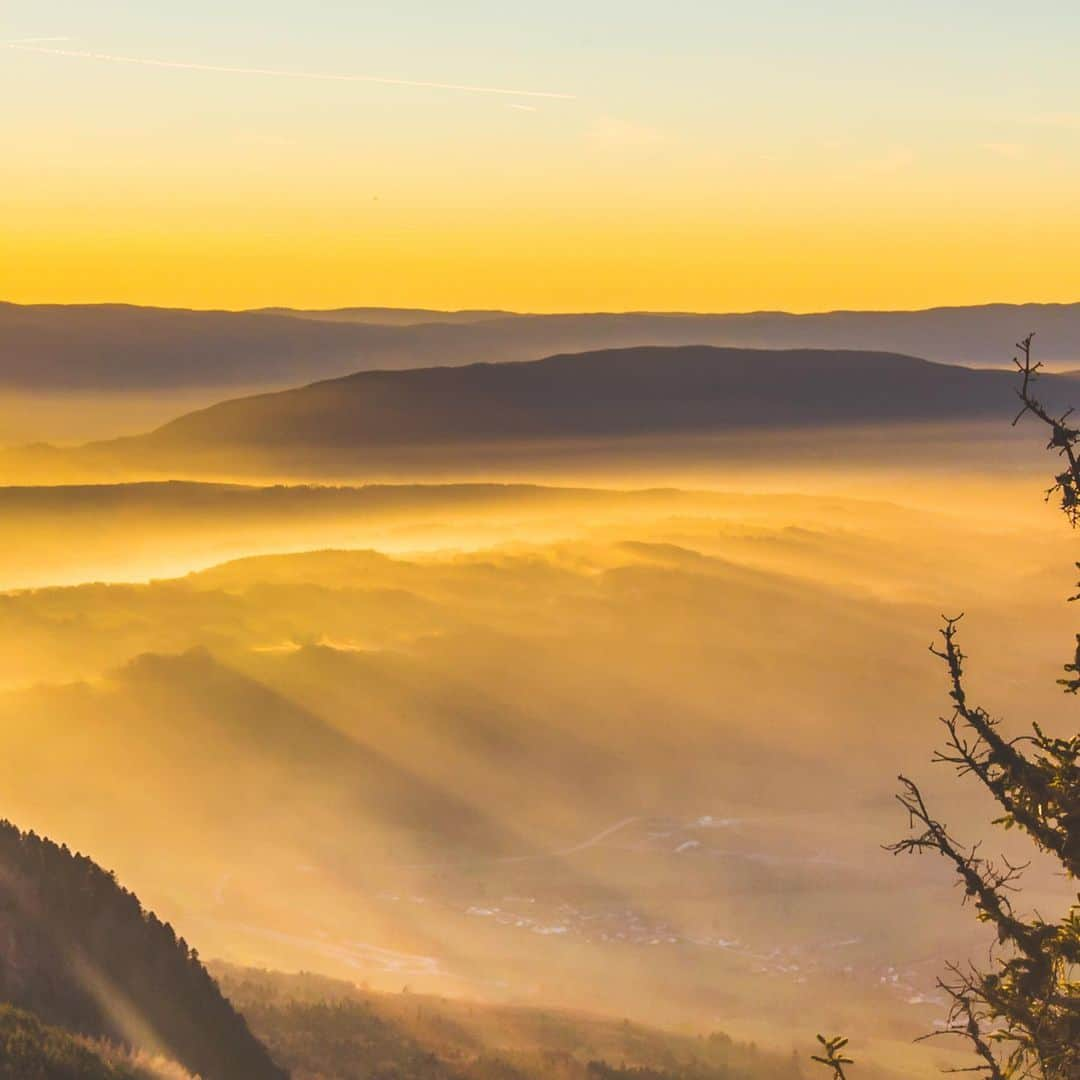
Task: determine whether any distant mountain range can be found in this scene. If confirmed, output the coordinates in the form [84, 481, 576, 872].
[148, 344, 1060, 441]
[2, 343, 1070, 483]
[4, 300, 1080, 397]
[5, 345, 1052, 483]
[256, 305, 513, 325]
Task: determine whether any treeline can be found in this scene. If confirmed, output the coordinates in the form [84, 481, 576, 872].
[222, 970, 803, 1080]
[0, 820, 285, 1080]
[586, 1064, 800, 1080]
[0, 1003, 149, 1079]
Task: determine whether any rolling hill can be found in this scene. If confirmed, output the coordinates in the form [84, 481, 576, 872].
[12, 345, 1060, 483]
[0, 484, 1072, 1077]
[5, 300, 1077, 446]
[0, 514, 1072, 1059]
[0, 481, 706, 588]
[131, 346, 1053, 447]
[5, 342, 1072, 484]
[214, 965, 823, 1080]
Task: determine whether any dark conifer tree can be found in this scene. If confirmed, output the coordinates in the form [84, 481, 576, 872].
[0, 820, 287, 1079]
[814, 337, 1079, 1078]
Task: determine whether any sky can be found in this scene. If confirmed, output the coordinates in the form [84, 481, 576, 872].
[3, 2, 1080, 312]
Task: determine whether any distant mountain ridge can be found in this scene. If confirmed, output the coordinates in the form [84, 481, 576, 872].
[255, 305, 513, 325]
[4, 343, 1070, 482]
[4, 300, 1080, 396]
[103, 345, 1077, 452]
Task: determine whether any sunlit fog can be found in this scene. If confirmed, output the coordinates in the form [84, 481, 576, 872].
[1, 4, 1077, 1078]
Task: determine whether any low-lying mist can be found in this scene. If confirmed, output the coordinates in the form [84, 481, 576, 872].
[0, 475, 1073, 1076]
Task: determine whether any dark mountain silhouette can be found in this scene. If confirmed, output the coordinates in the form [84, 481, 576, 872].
[0, 819, 286, 1079]
[7, 344, 1074, 482]
[5, 300, 1080, 395]
[100, 345, 1079, 454]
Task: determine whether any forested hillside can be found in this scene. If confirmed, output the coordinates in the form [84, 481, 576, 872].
[0, 821, 286, 1080]
[0, 1004, 171, 1079]
[217, 966, 813, 1080]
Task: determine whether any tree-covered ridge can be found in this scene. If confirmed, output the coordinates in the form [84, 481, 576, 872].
[218, 966, 813, 1080]
[813, 338, 1080, 1078]
[0, 1003, 168, 1080]
[0, 820, 286, 1080]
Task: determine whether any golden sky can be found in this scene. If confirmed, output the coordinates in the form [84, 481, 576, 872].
[4, 2, 1080, 312]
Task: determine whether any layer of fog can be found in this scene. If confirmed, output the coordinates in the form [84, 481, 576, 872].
[0, 478, 1073, 1078]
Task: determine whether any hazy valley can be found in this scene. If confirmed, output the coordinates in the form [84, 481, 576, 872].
[9, 3, 1080, 1072]
[0, 283, 1074, 1080]
[0, 430, 1073, 1075]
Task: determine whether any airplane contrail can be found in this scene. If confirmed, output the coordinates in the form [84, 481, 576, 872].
[2, 41, 576, 100]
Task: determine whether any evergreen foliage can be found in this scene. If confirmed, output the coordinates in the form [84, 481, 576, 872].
[814, 337, 1079, 1078]
[0, 820, 286, 1080]
[0, 1003, 141, 1080]
[221, 968, 802, 1080]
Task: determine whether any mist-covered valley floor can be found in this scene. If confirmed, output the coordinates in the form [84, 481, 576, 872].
[8, 0, 1080, 1068]
[1, 467, 1073, 1077]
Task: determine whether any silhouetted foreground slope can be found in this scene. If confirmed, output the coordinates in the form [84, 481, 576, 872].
[0, 821, 286, 1080]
